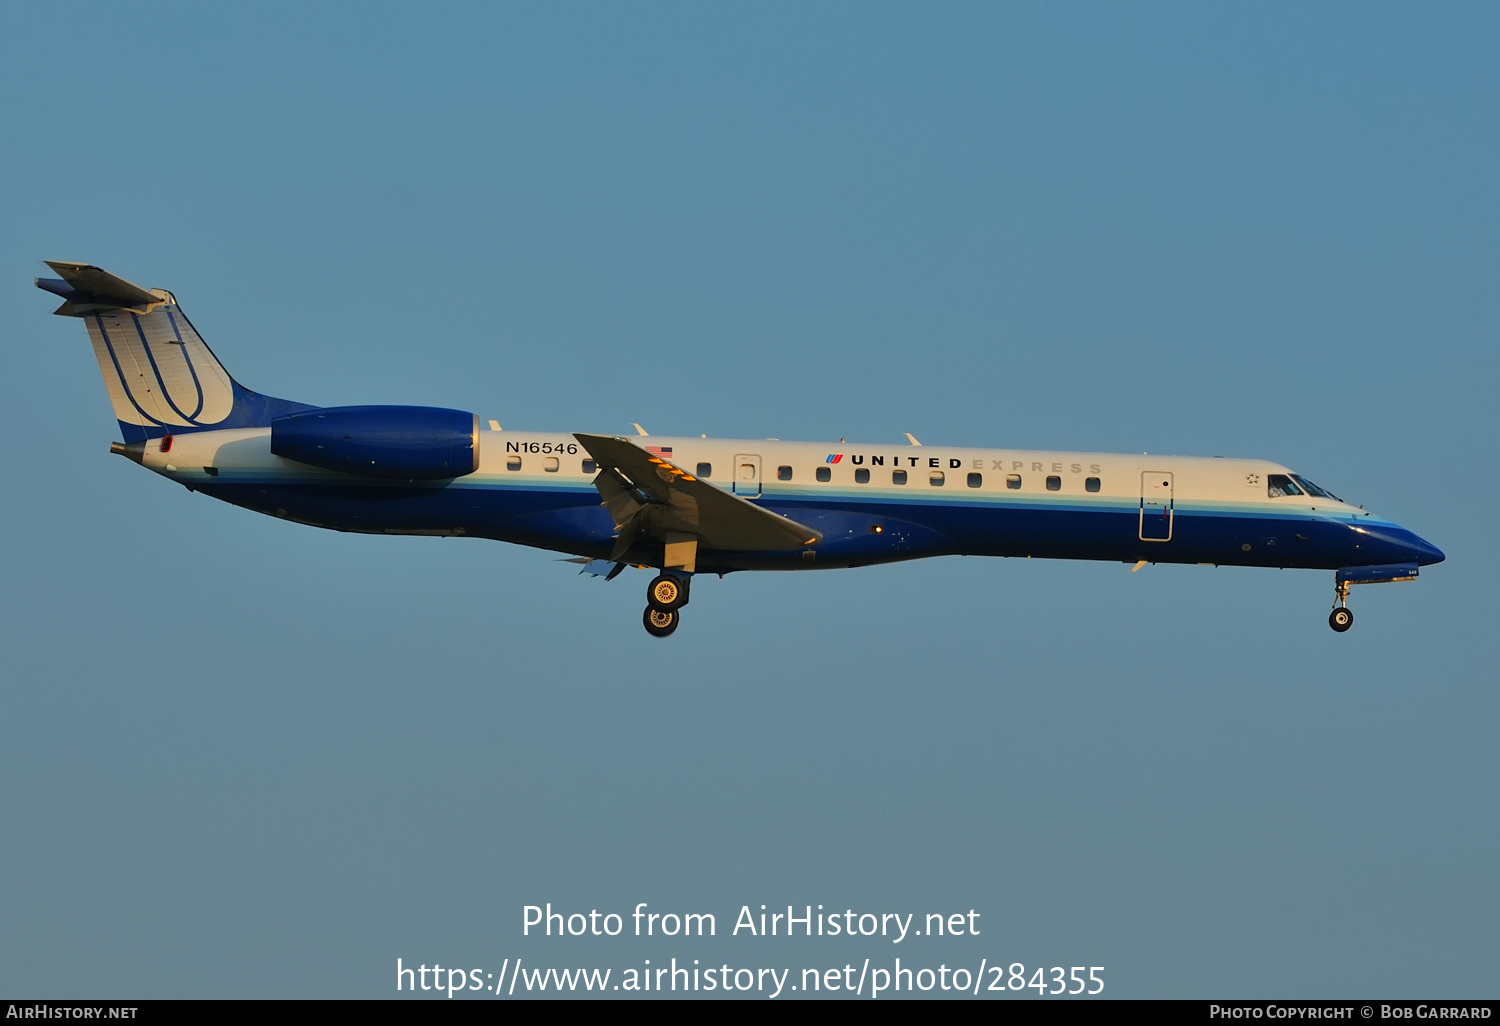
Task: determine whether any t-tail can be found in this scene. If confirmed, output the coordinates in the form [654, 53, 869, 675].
[36, 261, 313, 444]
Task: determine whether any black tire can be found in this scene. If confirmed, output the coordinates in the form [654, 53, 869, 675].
[648, 575, 686, 610]
[643, 605, 679, 637]
[1329, 607, 1354, 632]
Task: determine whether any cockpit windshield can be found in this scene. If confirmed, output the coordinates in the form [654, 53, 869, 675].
[1267, 473, 1345, 501]
[1291, 474, 1342, 502]
[1267, 474, 1302, 498]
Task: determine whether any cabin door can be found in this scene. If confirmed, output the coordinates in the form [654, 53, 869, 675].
[733, 454, 762, 498]
[1139, 471, 1174, 542]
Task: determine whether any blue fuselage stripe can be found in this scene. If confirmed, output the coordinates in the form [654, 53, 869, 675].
[190, 476, 1428, 573]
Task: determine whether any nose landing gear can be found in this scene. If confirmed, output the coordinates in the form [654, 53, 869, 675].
[643, 573, 690, 637]
[1329, 579, 1354, 632]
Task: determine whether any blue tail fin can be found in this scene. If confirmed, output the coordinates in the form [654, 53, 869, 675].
[37, 261, 314, 443]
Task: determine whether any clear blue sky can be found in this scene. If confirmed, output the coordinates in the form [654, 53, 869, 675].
[1, 2, 1495, 998]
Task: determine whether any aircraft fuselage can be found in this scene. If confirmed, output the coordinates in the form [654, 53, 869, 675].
[125, 427, 1441, 576]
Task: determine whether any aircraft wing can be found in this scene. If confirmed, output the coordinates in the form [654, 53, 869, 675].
[574, 433, 822, 558]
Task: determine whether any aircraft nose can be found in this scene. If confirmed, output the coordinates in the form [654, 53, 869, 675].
[1357, 523, 1445, 566]
[1413, 534, 1445, 566]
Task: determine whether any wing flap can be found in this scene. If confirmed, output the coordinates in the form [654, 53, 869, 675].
[575, 433, 821, 552]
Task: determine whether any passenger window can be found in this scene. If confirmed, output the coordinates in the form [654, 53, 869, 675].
[1006, 474, 1021, 489]
[967, 472, 982, 488]
[506, 456, 521, 471]
[543, 456, 559, 473]
[816, 466, 831, 483]
[929, 470, 945, 486]
[582, 459, 597, 475]
[778, 465, 792, 481]
[1085, 476, 1100, 493]
[1046, 475, 1061, 491]
[1267, 473, 1303, 498]
[855, 468, 870, 484]
[893, 470, 908, 485]
[696, 462, 712, 478]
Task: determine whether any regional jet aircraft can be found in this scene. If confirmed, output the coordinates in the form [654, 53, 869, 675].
[37, 262, 1444, 636]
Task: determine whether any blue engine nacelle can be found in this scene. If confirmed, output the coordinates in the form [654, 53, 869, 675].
[270, 405, 479, 480]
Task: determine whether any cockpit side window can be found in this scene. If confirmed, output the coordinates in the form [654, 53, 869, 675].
[1267, 474, 1303, 498]
[1291, 474, 1341, 502]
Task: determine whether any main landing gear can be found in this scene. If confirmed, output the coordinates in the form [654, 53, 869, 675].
[643, 606, 679, 637]
[642, 573, 690, 637]
[1329, 579, 1354, 632]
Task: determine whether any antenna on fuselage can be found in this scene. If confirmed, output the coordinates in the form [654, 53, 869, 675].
[632, 423, 649, 436]
[904, 433, 922, 446]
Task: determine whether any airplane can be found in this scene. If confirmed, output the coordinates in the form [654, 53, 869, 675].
[36, 261, 1444, 637]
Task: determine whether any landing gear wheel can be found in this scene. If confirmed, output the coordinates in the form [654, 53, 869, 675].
[648, 574, 687, 610]
[643, 605, 680, 637]
[1329, 607, 1354, 632]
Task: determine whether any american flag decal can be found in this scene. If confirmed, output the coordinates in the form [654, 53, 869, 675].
[645, 445, 674, 458]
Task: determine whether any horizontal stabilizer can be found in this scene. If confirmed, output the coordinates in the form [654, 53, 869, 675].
[38, 261, 164, 316]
